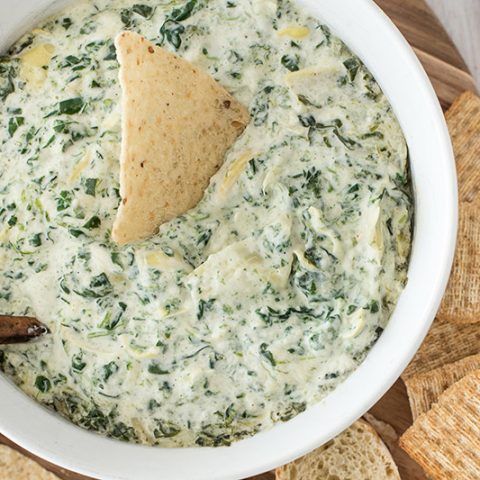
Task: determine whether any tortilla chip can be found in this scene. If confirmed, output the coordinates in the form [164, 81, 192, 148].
[112, 31, 250, 245]
[401, 318, 480, 380]
[446, 91, 480, 204]
[400, 369, 480, 480]
[0, 444, 60, 479]
[438, 201, 480, 324]
[404, 353, 480, 420]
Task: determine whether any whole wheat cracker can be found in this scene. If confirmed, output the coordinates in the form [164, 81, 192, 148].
[437, 91, 480, 324]
[438, 201, 480, 324]
[400, 369, 480, 480]
[445, 91, 480, 204]
[112, 31, 249, 245]
[0, 444, 60, 480]
[276, 419, 400, 480]
[404, 353, 480, 420]
[401, 318, 480, 380]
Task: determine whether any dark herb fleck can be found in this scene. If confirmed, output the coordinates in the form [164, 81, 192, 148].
[56, 190, 73, 211]
[72, 353, 86, 372]
[160, 0, 197, 49]
[29, 233, 42, 247]
[8, 116, 24, 137]
[197, 298, 216, 320]
[84, 178, 98, 197]
[61, 18, 73, 30]
[259, 343, 276, 367]
[34, 375, 51, 393]
[343, 58, 361, 82]
[154, 421, 181, 438]
[59, 97, 85, 115]
[102, 361, 119, 381]
[148, 363, 170, 375]
[281, 54, 300, 72]
[83, 216, 101, 230]
[369, 300, 380, 314]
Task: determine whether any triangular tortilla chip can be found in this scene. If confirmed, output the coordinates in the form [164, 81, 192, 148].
[112, 31, 250, 244]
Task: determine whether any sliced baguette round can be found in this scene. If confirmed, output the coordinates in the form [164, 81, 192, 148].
[0, 444, 60, 479]
[276, 419, 400, 480]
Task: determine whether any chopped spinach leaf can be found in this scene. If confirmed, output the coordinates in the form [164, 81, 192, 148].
[171, 0, 197, 21]
[281, 54, 300, 72]
[102, 361, 119, 381]
[160, 0, 197, 49]
[160, 20, 186, 49]
[69, 229, 85, 238]
[104, 42, 117, 61]
[259, 343, 276, 366]
[83, 216, 101, 230]
[56, 190, 73, 211]
[29, 233, 42, 247]
[197, 298, 216, 320]
[343, 58, 361, 82]
[98, 303, 126, 330]
[154, 421, 181, 438]
[148, 363, 170, 375]
[72, 353, 86, 372]
[61, 18, 73, 30]
[34, 375, 51, 393]
[369, 300, 380, 313]
[84, 178, 98, 197]
[132, 4, 154, 17]
[58, 97, 85, 115]
[8, 116, 24, 137]
[297, 94, 321, 108]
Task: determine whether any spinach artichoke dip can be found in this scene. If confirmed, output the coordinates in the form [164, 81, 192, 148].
[0, 0, 413, 447]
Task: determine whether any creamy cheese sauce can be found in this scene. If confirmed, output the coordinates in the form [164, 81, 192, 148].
[0, 0, 412, 447]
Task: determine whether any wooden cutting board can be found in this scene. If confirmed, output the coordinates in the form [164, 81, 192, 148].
[0, 1, 477, 479]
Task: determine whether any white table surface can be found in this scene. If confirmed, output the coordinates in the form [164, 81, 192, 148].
[426, 0, 480, 87]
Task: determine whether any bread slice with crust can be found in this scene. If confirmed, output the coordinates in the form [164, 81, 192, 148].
[0, 444, 60, 479]
[276, 419, 400, 480]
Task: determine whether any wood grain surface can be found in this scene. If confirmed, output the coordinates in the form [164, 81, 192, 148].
[426, 0, 480, 88]
[375, 0, 478, 109]
[0, 1, 475, 479]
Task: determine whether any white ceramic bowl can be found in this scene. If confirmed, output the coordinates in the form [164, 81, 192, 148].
[0, 1, 457, 479]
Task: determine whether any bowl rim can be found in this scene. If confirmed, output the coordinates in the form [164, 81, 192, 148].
[0, 0, 457, 479]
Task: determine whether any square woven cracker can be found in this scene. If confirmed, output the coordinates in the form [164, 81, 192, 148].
[400, 369, 480, 480]
[446, 91, 480, 203]
[401, 319, 480, 380]
[438, 201, 480, 324]
[438, 91, 480, 324]
[404, 353, 480, 420]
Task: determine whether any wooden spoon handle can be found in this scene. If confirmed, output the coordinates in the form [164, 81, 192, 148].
[0, 315, 49, 345]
